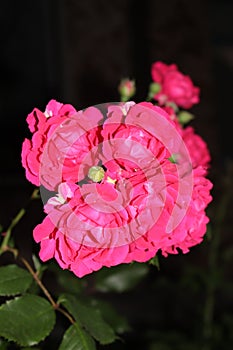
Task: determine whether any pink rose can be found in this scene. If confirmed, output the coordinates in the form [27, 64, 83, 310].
[21, 100, 106, 190]
[21, 100, 77, 187]
[23, 101, 213, 277]
[151, 61, 200, 109]
[151, 61, 177, 83]
[182, 126, 211, 171]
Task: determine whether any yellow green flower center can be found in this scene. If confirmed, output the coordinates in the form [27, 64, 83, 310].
[88, 166, 105, 183]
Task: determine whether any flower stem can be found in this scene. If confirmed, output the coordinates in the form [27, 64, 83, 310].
[21, 256, 57, 308]
[0, 188, 39, 255]
[0, 208, 26, 254]
[3, 246, 75, 324]
[21, 256, 75, 324]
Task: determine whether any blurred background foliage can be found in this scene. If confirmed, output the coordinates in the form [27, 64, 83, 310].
[0, 1, 232, 349]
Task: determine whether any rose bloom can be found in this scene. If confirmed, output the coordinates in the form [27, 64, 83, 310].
[151, 61, 200, 109]
[181, 126, 211, 171]
[22, 100, 212, 277]
[21, 100, 77, 187]
[21, 99, 104, 190]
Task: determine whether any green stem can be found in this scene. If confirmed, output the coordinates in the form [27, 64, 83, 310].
[21, 256, 75, 324]
[4, 246, 75, 325]
[0, 188, 39, 255]
[0, 208, 26, 254]
[120, 96, 128, 102]
[21, 256, 57, 308]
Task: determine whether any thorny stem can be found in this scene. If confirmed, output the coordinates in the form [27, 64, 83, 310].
[202, 161, 233, 350]
[0, 188, 40, 254]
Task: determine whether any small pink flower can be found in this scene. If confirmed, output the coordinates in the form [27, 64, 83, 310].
[151, 61, 200, 109]
[23, 101, 213, 277]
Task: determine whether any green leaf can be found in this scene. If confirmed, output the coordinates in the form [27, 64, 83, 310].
[0, 265, 33, 296]
[149, 255, 160, 270]
[59, 324, 96, 350]
[56, 270, 84, 294]
[58, 294, 116, 345]
[91, 299, 131, 335]
[177, 111, 194, 125]
[95, 262, 149, 293]
[50, 262, 85, 295]
[0, 294, 56, 346]
[32, 254, 43, 272]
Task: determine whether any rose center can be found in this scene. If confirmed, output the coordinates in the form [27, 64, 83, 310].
[88, 166, 105, 183]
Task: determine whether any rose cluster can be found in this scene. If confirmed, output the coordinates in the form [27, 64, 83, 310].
[21, 62, 213, 277]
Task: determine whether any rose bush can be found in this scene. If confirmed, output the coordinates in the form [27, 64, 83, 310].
[21, 99, 213, 277]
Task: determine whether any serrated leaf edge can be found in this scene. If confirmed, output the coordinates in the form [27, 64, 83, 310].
[0, 295, 56, 347]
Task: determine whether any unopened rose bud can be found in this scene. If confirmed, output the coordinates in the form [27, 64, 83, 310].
[118, 78, 136, 102]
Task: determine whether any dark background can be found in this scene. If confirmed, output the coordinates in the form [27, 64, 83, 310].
[0, 1, 233, 349]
